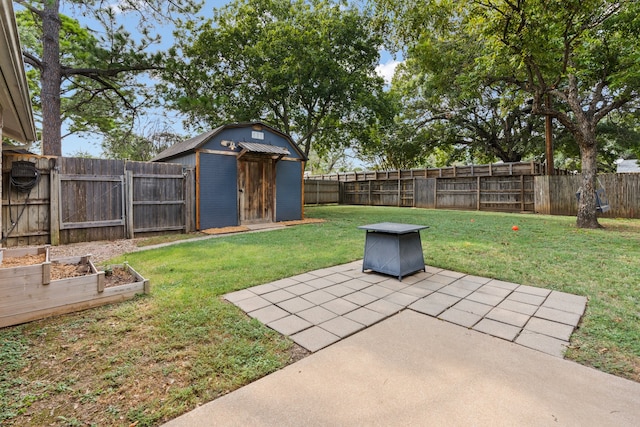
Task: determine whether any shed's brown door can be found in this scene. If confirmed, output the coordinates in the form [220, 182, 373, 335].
[238, 157, 275, 224]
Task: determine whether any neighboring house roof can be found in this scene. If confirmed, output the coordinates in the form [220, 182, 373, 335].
[152, 121, 306, 162]
[617, 159, 640, 173]
[0, 0, 36, 143]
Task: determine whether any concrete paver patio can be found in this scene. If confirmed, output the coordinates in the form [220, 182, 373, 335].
[225, 260, 587, 357]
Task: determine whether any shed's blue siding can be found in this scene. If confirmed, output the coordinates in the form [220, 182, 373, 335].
[276, 160, 303, 221]
[199, 153, 238, 229]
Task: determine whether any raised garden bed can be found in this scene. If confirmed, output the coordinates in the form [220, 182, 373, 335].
[0, 246, 149, 328]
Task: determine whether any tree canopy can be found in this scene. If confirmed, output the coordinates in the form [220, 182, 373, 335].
[374, 0, 640, 228]
[15, 0, 201, 156]
[162, 0, 388, 158]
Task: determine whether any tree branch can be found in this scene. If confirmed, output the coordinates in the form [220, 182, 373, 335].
[14, 0, 44, 18]
[22, 51, 43, 70]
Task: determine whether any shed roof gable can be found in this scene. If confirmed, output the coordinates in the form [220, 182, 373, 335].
[152, 122, 305, 162]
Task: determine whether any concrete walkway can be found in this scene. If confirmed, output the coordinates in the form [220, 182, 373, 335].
[224, 260, 587, 357]
[164, 310, 640, 426]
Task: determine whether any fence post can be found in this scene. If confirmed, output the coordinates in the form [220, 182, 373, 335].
[520, 175, 525, 211]
[476, 176, 481, 211]
[184, 167, 195, 232]
[49, 168, 60, 246]
[126, 170, 134, 239]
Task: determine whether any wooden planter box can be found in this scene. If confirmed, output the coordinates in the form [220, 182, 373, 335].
[0, 247, 149, 328]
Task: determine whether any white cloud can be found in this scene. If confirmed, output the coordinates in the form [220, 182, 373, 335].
[375, 59, 401, 85]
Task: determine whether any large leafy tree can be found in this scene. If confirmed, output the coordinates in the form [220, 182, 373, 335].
[374, 0, 640, 228]
[163, 0, 387, 158]
[14, 0, 201, 156]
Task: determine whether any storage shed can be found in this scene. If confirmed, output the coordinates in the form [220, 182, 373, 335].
[152, 122, 306, 230]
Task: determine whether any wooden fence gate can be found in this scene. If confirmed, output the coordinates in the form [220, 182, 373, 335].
[2, 154, 194, 247]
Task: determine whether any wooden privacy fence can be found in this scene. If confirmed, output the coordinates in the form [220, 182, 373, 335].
[305, 173, 640, 218]
[310, 161, 568, 182]
[535, 173, 640, 218]
[336, 175, 535, 213]
[304, 179, 340, 204]
[2, 154, 195, 247]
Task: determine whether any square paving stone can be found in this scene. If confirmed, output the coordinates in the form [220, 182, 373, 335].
[284, 283, 316, 296]
[486, 279, 519, 291]
[450, 279, 485, 291]
[250, 283, 280, 295]
[290, 327, 341, 352]
[297, 306, 337, 325]
[324, 273, 352, 284]
[344, 307, 387, 326]
[377, 279, 410, 292]
[427, 274, 458, 285]
[486, 307, 530, 327]
[360, 274, 388, 284]
[342, 269, 368, 279]
[465, 291, 506, 306]
[524, 317, 575, 341]
[224, 289, 255, 303]
[267, 315, 312, 335]
[342, 279, 371, 291]
[400, 273, 429, 285]
[361, 285, 394, 298]
[497, 299, 539, 316]
[383, 292, 420, 307]
[506, 292, 546, 306]
[535, 306, 582, 326]
[461, 275, 492, 285]
[516, 284, 551, 297]
[277, 297, 315, 314]
[306, 277, 335, 289]
[365, 299, 404, 316]
[235, 295, 272, 312]
[439, 270, 466, 279]
[321, 298, 360, 315]
[302, 290, 336, 305]
[268, 277, 301, 288]
[438, 308, 482, 328]
[248, 305, 290, 324]
[319, 316, 365, 338]
[424, 266, 443, 274]
[515, 330, 568, 358]
[476, 285, 513, 298]
[308, 267, 337, 277]
[438, 284, 474, 298]
[542, 292, 587, 315]
[324, 284, 354, 297]
[261, 289, 296, 304]
[343, 291, 379, 306]
[409, 293, 460, 316]
[290, 273, 318, 282]
[412, 280, 447, 292]
[451, 299, 493, 317]
[473, 318, 521, 341]
[398, 286, 434, 298]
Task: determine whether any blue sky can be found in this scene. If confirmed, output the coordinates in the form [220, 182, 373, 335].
[59, 0, 399, 157]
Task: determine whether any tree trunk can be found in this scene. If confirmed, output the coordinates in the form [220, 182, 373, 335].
[576, 135, 600, 229]
[41, 0, 62, 156]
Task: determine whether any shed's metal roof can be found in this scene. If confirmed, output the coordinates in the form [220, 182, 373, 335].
[151, 122, 305, 162]
[0, 0, 36, 143]
[238, 142, 290, 156]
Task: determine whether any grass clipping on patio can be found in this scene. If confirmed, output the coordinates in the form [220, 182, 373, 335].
[1, 207, 639, 426]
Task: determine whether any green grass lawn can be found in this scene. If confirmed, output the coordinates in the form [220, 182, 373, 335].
[1, 205, 639, 426]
